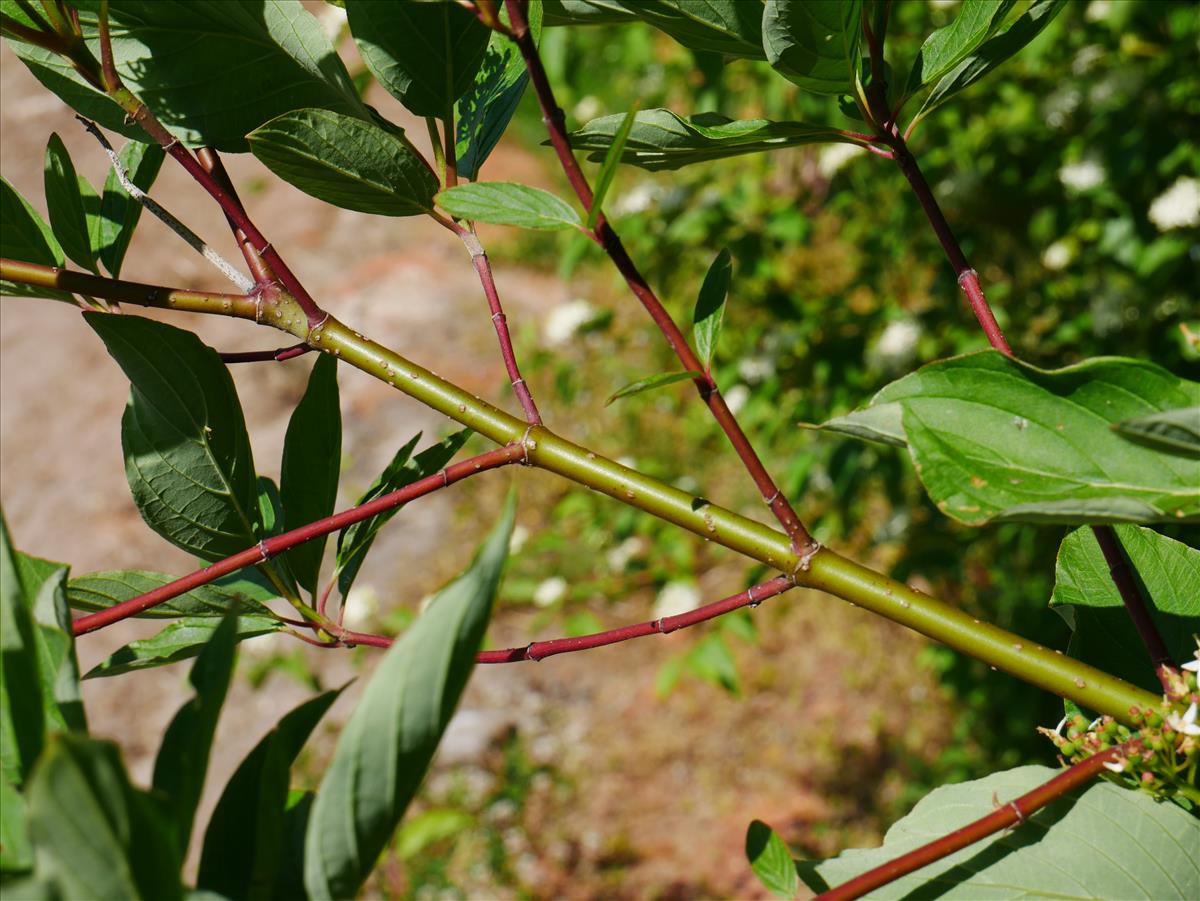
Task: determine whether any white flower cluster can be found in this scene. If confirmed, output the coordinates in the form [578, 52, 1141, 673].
[1148, 177, 1200, 232]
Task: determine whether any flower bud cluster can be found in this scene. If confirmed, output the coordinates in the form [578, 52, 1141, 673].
[1038, 653, 1199, 810]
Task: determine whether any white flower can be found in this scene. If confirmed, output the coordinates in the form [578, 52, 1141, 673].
[543, 299, 599, 346]
[818, 143, 865, 179]
[611, 182, 665, 216]
[1102, 759, 1125, 773]
[1166, 702, 1200, 737]
[1042, 239, 1074, 271]
[606, 536, 645, 573]
[653, 580, 701, 620]
[736, 355, 775, 384]
[1085, 0, 1114, 22]
[1148, 177, 1200, 232]
[342, 584, 379, 630]
[876, 319, 921, 362]
[508, 524, 530, 555]
[532, 576, 568, 608]
[1181, 657, 1200, 674]
[724, 384, 751, 416]
[1059, 159, 1106, 192]
[573, 95, 602, 123]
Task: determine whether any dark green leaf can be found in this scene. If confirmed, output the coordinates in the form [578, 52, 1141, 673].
[27, 733, 183, 901]
[94, 0, 366, 152]
[280, 354, 342, 598]
[152, 613, 239, 855]
[797, 765, 1200, 898]
[0, 774, 32, 876]
[455, 0, 541, 180]
[249, 109, 439, 216]
[1051, 525, 1200, 695]
[809, 352, 1200, 524]
[273, 791, 314, 901]
[746, 820, 798, 900]
[762, 0, 863, 95]
[692, 248, 731, 372]
[346, 0, 490, 117]
[914, 0, 1068, 123]
[1, 512, 44, 786]
[303, 494, 514, 900]
[256, 477, 301, 599]
[541, 0, 638, 25]
[43, 134, 96, 273]
[570, 109, 855, 171]
[97, 141, 165, 278]
[437, 182, 581, 230]
[616, 0, 765, 59]
[334, 430, 470, 597]
[587, 105, 638, 229]
[198, 688, 342, 900]
[606, 370, 703, 406]
[902, 0, 1017, 100]
[1114, 406, 1200, 457]
[68, 569, 276, 619]
[85, 614, 281, 679]
[86, 313, 262, 560]
[0, 178, 74, 303]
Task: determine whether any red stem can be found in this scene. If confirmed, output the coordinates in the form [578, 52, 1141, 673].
[501, 0, 814, 552]
[196, 148, 276, 285]
[72, 444, 525, 635]
[219, 343, 313, 364]
[1091, 525, 1174, 670]
[817, 743, 1129, 901]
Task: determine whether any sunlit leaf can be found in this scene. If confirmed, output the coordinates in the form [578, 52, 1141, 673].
[606, 370, 703, 406]
[692, 248, 731, 372]
[437, 182, 582, 230]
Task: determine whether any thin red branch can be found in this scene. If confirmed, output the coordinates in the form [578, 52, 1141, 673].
[72, 443, 526, 635]
[219, 343, 312, 364]
[1091, 525, 1174, 670]
[500, 0, 814, 552]
[817, 743, 1131, 901]
[196, 148, 276, 285]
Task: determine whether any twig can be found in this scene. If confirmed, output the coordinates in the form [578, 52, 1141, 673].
[219, 343, 313, 364]
[76, 116, 255, 292]
[71, 443, 526, 635]
[500, 0, 814, 553]
[195, 147, 276, 285]
[1092, 526, 1174, 671]
[816, 742, 1132, 901]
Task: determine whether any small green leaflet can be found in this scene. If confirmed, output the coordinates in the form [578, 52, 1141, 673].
[692, 249, 731, 372]
[437, 183, 582, 230]
[67, 569, 276, 619]
[85, 614, 283, 679]
[900, 0, 1017, 101]
[42, 134, 96, 274]
[0, 178, 72, 303]
[587, 104, 639, 230]
[606, 371, 704, 406]
[745, 820, 799, 899]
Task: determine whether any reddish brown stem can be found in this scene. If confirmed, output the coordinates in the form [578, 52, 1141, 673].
[501, 0, 814, 552]
[219, 343, 313, 364]
[1091, 525, 1174, 670]
[818, 743, 1130, 901]
[72, 443, 525, 635]
[196, 148, 276, 285]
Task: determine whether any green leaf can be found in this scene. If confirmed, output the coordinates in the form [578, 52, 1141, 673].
[0, 774, 32, 876]
[811, 352, 1200, 524]
[1051, 525, 1200, 695]
[93, 0, 366, 152]
[334, 430, 470, 598]
[914, 0, 1068, 124]
[85, 613, 282, 679]
[346, 0, 490, 117]
[437, 182, 581, 230]
[455, 0, 541, 180]
[303, 494, 515, 900]
[86, 313, 263, 560]
[395, 809, 474, 861]
[746, 820, 798, 900]
[43, 134, 96, 273]
[692, 248, 731, 372]
[151, 613, 239, 856]
[797, 765, 1200, 898]
[606, 370, 703, 406]
[1, 513, 45, 787]
[97, 141, 165, 278]
[280, 354, 342, 599]
[198, 688, 342, 900]
[249, 109, 438, 216]
[0, 178, 74, 304]
[615, 0, 765, 59]
[901, 0, 1017, 100]
[68, 569, 276, 619]
[1114, 406, 1200, 457]
[541, 0, 638, 25]
[686, 632, 740, 694]
[587, 104, 639, 229]
[570, 109, 855, 171]
[27, 733, 183, 901]
[762, 0, 863, 95]
[273, 791, 314, 901]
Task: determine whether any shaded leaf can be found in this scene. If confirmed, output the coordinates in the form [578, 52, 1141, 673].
[97, 141, 165, 278]
[347, 0, 490, 117]
[746, 820, 798, 900]
[541, 0, 638, 25]
[616, 0, 764, 59]
[1114, 406, 1200, 457]
[587, 104, 639, 229]
[43, 134, 96, 273]
[692, 248, 731, 371]
[249, 109, 438, 216]
[902, 0, 1017, 100]
[0, 178, 73, 303]
[606, 370, 703, 406]
[68, 569, 276, 619]
[437, 182, 581, 230]
[85, 614, 282, 679]
[86, 314, 262, 560]
[797, 765, 1200, 899]
[334, 430, 469, 598]
[303, 495, 515, 900]
[0, 512, 44, 786]
[280, 354, 342, 598]
[198, 688, 342, 900]
[762, 0, 863, 95]
[0, 774, 32, 876]
[1051, 525, 1200, 695]
[570, 108, 854, 171]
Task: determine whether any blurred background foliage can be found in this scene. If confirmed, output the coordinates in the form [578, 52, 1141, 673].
[484, 0, 1198, 786]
